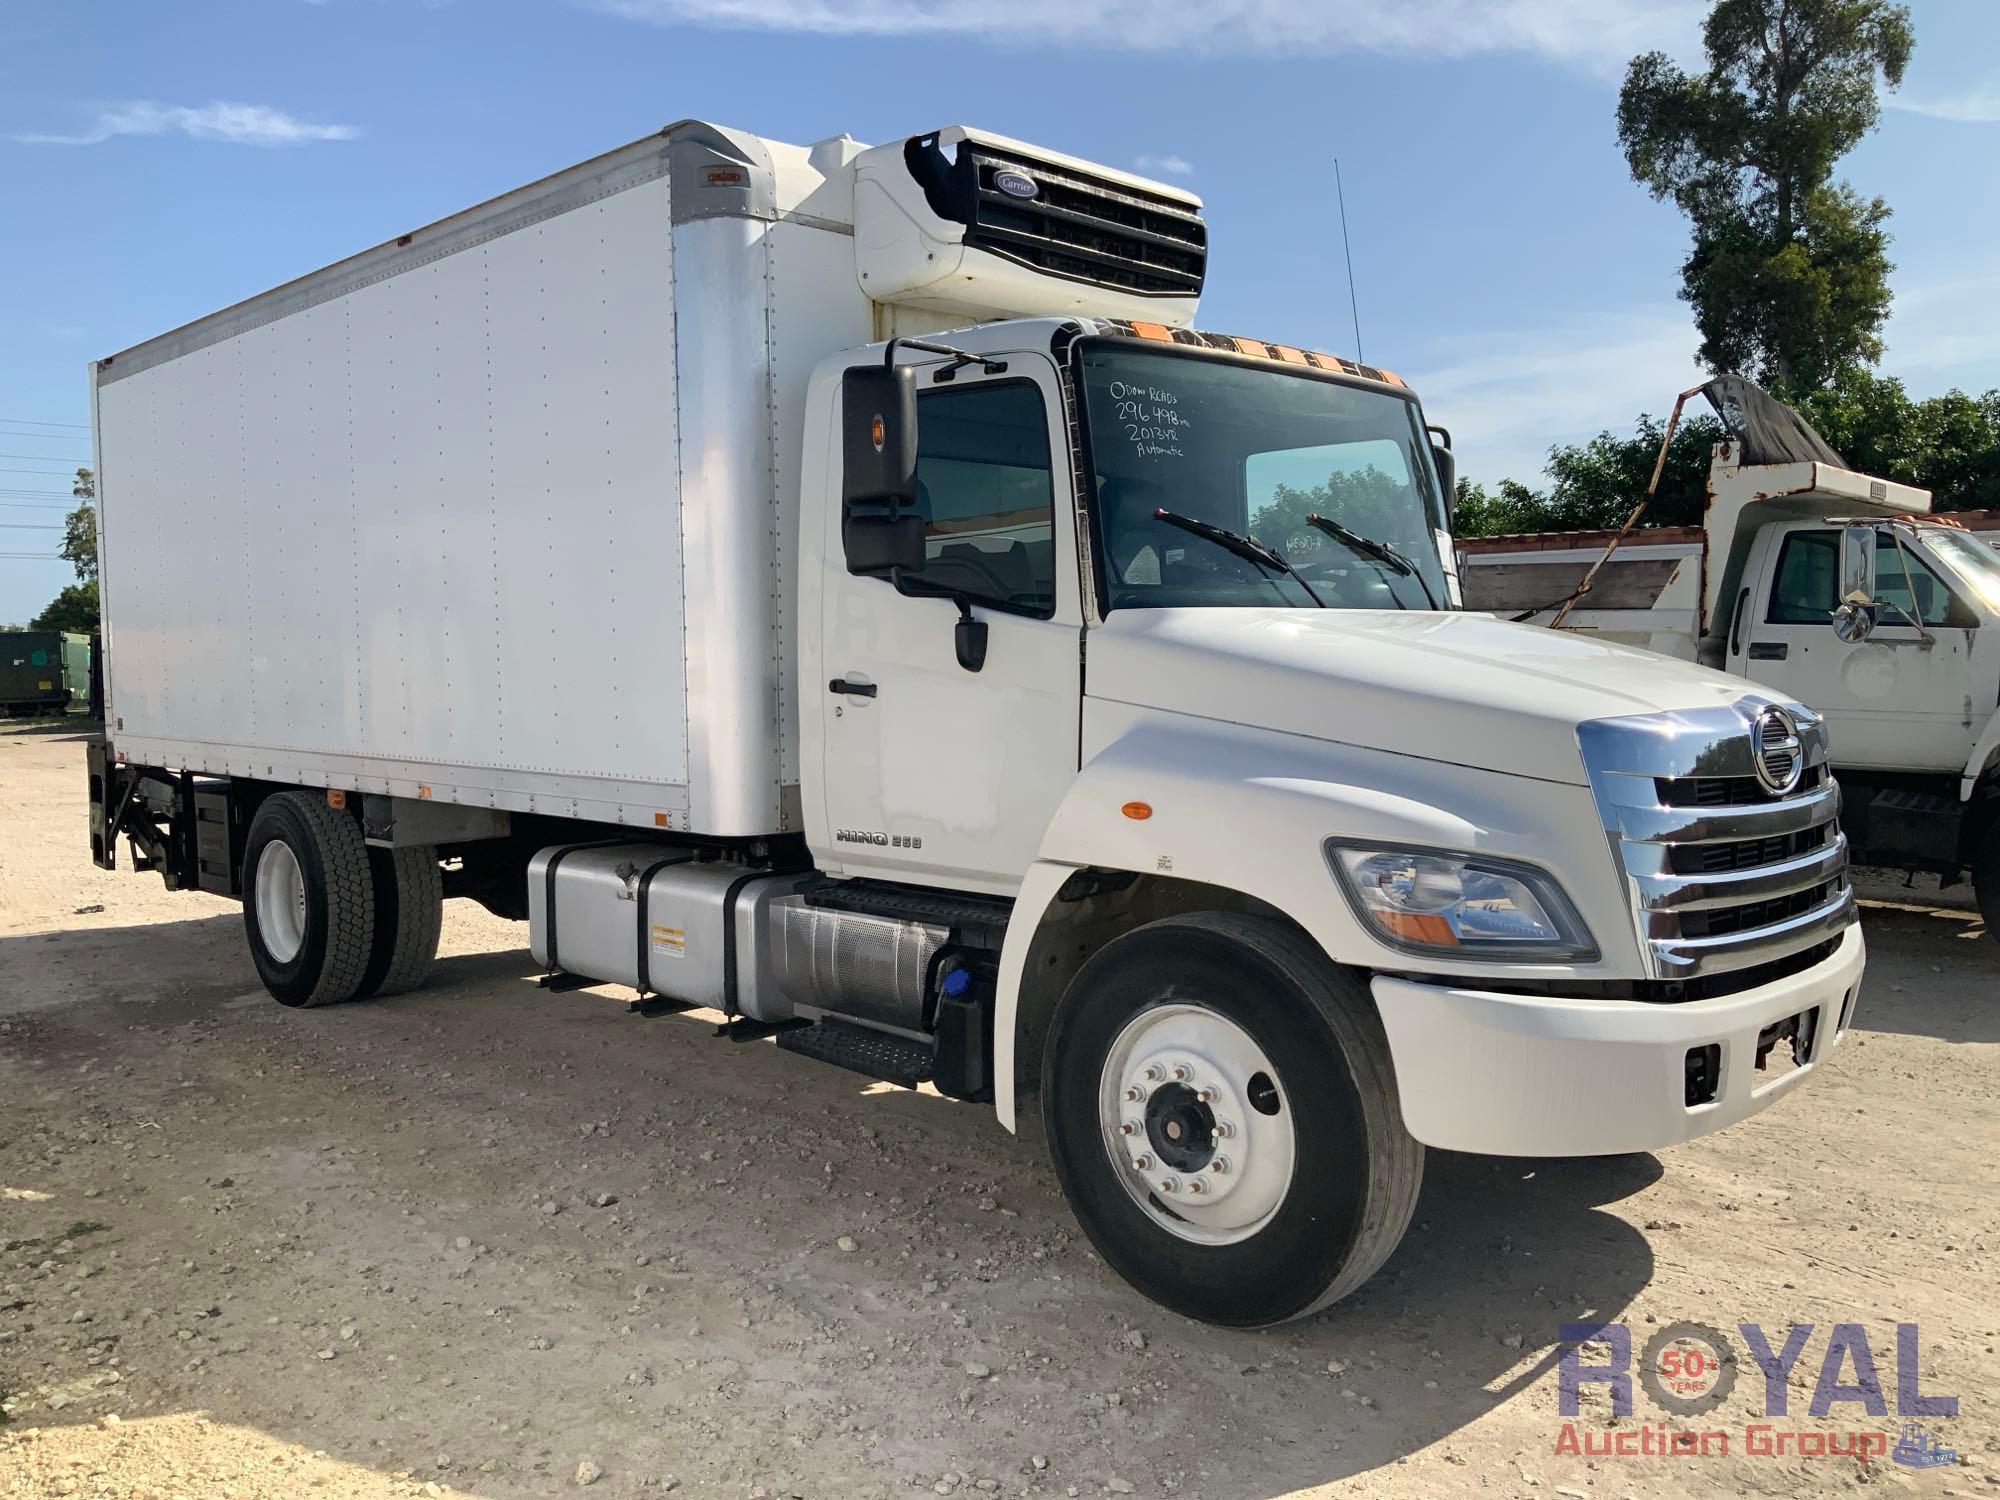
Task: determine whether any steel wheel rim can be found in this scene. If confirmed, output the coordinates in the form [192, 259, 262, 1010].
[1097, 1002, 1297, 1246]
[255, 841, 308, 964]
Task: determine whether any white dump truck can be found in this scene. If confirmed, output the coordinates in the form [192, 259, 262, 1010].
[90, 121, 1865, 1326]
[1460, 386, 2000, 942]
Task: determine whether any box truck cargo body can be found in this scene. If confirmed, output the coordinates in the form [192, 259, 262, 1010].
[91, 119, 1866, 1327]
[95, 124, 881, 835]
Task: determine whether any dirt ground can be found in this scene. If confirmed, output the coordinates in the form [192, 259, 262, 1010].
[3, 720, 1996, 1500]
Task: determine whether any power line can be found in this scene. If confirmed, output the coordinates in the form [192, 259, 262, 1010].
[0, 416, 89, 430]
[0, 523, 61, 530]
[0, 453, 92, 463]
[0, 502, 69, 512]
[0, 554, 65, 561]
[0, 469, 79, 477]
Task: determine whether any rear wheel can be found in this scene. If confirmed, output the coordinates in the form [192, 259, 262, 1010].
[1043, 912, 1423, 1327]
[242, 792, 376, 1007]
[1974, 819, 2000, 945]
[359, 845, 443, 998]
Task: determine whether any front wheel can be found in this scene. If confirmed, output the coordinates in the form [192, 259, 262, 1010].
[1043, 913, 1423, 1327]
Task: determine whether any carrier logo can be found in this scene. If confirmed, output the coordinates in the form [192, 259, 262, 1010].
[1751, 705, 1805, 796]
[835, 828, 922, 849]
[993, 169, 1039, 200]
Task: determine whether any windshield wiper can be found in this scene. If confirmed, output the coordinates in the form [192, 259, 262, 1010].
[1151, 508, 1327, 607]
[1306, 514, 1440, 610]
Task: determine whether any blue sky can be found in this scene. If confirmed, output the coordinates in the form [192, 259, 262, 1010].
[3, 0, 1997, 622]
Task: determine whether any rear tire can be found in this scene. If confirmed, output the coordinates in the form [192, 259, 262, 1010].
[1974, 819, 2000, 945]
[1043, 912, 1423, 1327]
[359, 845, 443, 998]
[242, 792, 376, 1008]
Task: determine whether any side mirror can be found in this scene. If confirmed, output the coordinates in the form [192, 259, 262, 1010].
[841, 365, 924, 577]
[1430, 442, 1457, 527]
[1838, 525, 1877, 608]
[1833, 524, 1878, 642]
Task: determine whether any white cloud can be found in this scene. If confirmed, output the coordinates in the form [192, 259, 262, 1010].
[1134, 153, 1193, 177]
[1404, 306, 1707, 487]
[15, 101, 361, 148]
[1887, 87, 2000, 125]
[1878, 260, 2000, 387]
[589, 0, 1704, 77]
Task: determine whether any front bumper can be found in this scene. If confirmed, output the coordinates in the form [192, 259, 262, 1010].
[1371, 923, 1864, 1156]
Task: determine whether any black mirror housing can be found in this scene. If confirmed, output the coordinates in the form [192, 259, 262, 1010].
[842, 512, 926, 576]
[1430, 441, 1457, 526]
[842, 364, 918, 510]
[841, 364, 923, 577]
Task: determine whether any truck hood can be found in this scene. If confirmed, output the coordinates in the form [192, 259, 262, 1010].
[1086, 609, 1759, 786]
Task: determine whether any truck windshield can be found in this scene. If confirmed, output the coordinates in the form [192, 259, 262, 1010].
[1078, 341, 1451, 612]
[1916, 526, 2000, 613]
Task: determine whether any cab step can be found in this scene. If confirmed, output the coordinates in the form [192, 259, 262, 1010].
[776, 1018, 934, 1089]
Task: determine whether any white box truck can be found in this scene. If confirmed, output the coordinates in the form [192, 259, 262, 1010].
[89, 120, 1866, 1326]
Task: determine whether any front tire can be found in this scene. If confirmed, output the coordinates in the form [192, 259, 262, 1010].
[1043, 913, 1422, 1327]
[242, 792, 376, 1008]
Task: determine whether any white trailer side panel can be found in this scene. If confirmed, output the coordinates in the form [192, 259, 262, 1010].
[99, 174, 693, 823]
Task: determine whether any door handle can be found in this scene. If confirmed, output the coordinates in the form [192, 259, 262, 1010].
[1730, 587, 1751, 656]
[1747, 642, 1788, 661]
[828, 677, 877, 698]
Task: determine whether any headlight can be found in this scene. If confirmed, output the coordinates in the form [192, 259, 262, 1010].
[1326, 842, 1597, 962]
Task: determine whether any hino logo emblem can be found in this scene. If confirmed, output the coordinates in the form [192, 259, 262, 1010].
[1750, 704, 1805, 796]
[993, 169, 1039, 200]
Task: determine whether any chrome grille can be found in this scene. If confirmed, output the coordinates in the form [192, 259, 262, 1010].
[1579, 700, 1854, 980]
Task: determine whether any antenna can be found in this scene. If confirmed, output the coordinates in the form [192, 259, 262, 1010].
[1334, 158, 1364, 364]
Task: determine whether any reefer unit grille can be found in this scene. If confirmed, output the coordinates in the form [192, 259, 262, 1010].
[905, 135, 1207, 300]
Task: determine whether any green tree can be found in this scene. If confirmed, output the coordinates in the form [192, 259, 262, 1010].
[29, 580, 99, 633]
[1618, 0, 1913, 389]
[1451, 479, 1566, 538]
[63, 467, 97, 582]
[1465, 372, 2000, 539]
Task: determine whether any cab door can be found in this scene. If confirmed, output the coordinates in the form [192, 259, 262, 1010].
[1734, 522, 1977, 772]
[810, 355, 1082, 895]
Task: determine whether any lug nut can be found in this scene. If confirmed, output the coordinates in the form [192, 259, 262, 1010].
[1142, 1063, 1166, 1082]
[1185, 1178, 1207, 1195]
[1123, 1086, 1145, 1103]
[1214, 1120, 1236, 1139]
[1196, 1086, 1216, 1104]
[1210, 1155, 1232, 1175]
[1172, 1064, 1193, 1082]
[1132, 1154, 1153, 1171]
[1118, 1120, 1139, 1136]
[1159, 1176, 1180, 1194]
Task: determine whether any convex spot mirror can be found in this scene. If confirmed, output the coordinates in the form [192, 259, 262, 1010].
[841, 364, 924, 577]
[1833, 524, 1879, 642]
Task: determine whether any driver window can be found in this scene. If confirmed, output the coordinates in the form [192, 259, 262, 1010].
[1769, 528, 1957, 627]
[1870, 534, 1955, 626]
[905, 382, 1056, 618]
